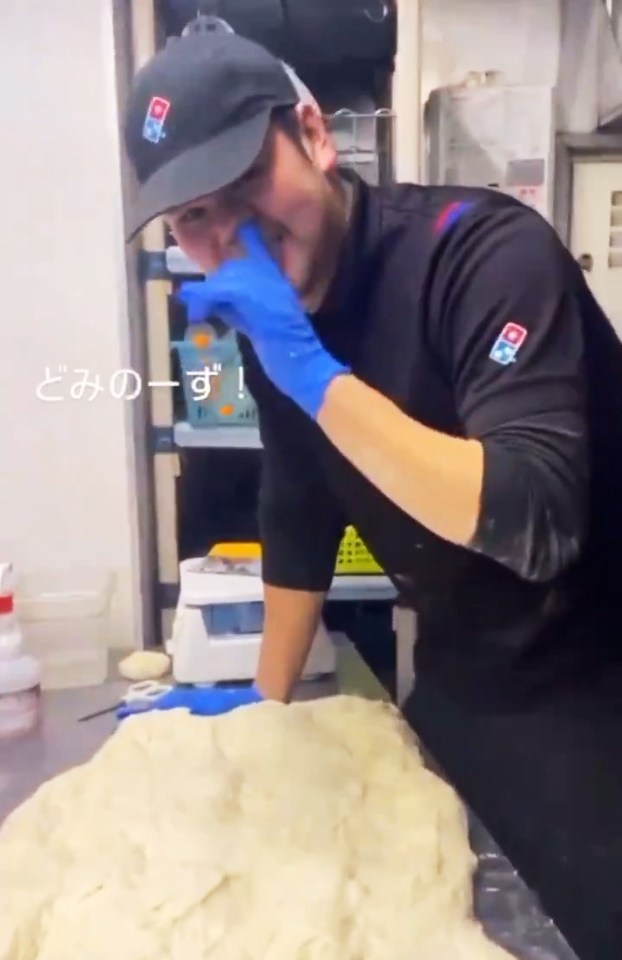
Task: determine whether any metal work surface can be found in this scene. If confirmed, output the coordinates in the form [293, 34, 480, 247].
[0, 647, 579, 960]
[342, 649, 580, 960]
[470, 811, 578, 960]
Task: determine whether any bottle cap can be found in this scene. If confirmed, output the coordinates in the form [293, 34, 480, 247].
[0, 594, 13, 615]
[0, 563, 15, 615]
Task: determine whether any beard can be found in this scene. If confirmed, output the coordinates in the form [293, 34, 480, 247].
[296, 176, 351, 312]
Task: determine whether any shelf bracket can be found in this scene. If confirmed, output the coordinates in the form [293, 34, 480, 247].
[139, 249, 170, 282]
[157, 581, 180, 610]
[150, 425, 175, 454]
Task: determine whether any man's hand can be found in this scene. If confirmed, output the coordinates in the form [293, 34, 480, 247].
[117, 684, 264, 720]
[176, 222, 349, 419]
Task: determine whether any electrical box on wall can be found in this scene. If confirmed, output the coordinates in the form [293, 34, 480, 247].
[570, 159, 622, 339]
[425, 83, 556, 223]
[157, 0, 397, 74]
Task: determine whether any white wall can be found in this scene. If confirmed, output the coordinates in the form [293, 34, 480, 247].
[393, 0, 422, 182]
[0, 0, 141, 647]
[421, 0, 622, 133]
[421, 0, 560, 103]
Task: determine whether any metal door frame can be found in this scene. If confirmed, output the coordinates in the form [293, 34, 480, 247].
[113, 0, 180, 648]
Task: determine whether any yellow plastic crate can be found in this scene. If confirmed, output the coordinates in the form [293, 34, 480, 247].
[208, 542, 261, 560]
[209, 530, 382, 575]
[335, 526, 382, 575]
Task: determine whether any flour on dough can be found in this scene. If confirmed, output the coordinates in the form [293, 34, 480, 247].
[0, 696, 516, 960]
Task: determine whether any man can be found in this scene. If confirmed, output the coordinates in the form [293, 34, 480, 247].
[123, 29, 622, 960]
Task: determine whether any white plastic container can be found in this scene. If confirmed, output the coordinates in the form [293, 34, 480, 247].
[0, 563, 42, 738]
[14, 568, 113, 690]
[170, 557, 337, 683]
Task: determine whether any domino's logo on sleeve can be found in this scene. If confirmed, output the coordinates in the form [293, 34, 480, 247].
[489, 322, 528, 365]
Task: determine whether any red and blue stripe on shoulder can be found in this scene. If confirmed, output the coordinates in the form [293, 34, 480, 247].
[432, 198, 477, 236]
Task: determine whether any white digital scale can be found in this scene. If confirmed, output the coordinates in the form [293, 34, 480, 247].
[167, 557, 396, 684]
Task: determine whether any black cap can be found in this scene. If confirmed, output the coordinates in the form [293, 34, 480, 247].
[123, 31, 298, 241]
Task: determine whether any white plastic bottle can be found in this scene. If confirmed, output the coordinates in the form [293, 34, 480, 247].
[0, 562, 42, 738]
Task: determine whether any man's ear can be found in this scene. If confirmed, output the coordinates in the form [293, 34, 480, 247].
[295, 102, 338, 172]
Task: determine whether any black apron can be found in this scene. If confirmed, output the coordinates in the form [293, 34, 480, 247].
[404, 664, 622, 960]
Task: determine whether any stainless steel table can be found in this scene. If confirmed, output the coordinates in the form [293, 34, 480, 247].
[0, 643, 579, 960]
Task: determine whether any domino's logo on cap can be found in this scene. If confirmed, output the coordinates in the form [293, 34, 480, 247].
[142, 96, 171, 144]
[489, 322, 528, 365]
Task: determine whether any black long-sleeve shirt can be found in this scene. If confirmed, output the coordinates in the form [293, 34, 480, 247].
[239, 172, 622, 706]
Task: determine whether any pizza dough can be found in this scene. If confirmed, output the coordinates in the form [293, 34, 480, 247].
[118, 650, 171, 681]
[0, 696, 515, 960]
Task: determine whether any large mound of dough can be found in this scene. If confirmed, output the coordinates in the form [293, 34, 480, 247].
[0, 696, 515, 960]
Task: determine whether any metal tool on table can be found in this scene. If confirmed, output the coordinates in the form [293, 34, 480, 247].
[78, 680, 173, 722]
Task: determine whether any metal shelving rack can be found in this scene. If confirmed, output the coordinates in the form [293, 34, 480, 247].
[129, 4, 399, 647]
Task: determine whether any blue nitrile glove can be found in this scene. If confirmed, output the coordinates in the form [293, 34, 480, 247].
[116, 684, 263, 720]
[176, 222, 349, 419]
